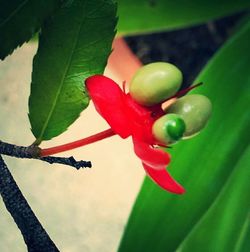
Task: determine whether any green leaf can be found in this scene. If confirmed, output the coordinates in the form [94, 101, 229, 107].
[117, 0, 250, 35]
[0, 0, 61, 60]
[118, 17, 250, 252]
[29, 0, 117, 143]
[236, 217, 250, 252]
[178, 146, 250, 251]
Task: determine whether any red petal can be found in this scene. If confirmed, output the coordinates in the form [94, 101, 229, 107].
[142, 162, 185, 194]
[133, 138, 185, 194]
[125, 95, 164, 143]
[85, 75, 131, 138]
[133, 138, 170, 169]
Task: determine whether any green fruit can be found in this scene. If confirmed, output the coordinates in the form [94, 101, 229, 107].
[152, 114, 186, 145]
[165, 94, 212, 138]
[129, 62, 183, 106]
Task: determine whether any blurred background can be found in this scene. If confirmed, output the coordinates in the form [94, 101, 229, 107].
[0, 6, 249, 252]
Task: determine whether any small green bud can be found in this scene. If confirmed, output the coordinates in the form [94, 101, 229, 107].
[165, 94, 212, 138]
[129, 62, 183, 106]
[152, 114, 186, 145]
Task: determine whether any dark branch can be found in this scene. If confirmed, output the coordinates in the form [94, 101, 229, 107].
[0, 141, 91, 169]
[0, 155, 59, 252]
[40, 156, 91, 169]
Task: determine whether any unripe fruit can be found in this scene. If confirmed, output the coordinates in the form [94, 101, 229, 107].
[129, 62, 183, 106]
[152, 113, 186, 145]
[165, 94, 212, 138]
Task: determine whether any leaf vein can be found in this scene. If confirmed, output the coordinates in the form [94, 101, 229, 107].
[37, 2, 88, 141]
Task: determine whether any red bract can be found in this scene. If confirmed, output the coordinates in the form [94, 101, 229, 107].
[86, 75, 185, 194]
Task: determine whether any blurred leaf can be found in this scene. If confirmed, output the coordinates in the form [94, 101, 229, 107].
[29, 0, 117, 143]
[0, 0, 61, 60]
[119, 16, 250, 252]
[236, 217, 250, 252]
[117, 0, 250, 35]
[178, 146, 250, 251]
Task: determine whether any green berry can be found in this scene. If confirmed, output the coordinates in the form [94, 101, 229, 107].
[165, 94, 212, 138]
[152, 114, 186, 145]
[129, 62, 183, 106]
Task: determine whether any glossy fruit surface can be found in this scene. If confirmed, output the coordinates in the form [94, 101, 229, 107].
[129, 62, 183, 106]
[166, 94, 212, 138]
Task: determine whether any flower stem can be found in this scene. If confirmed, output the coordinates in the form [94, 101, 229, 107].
[173, 82, 203, 98]
[40, 128, 116, 157]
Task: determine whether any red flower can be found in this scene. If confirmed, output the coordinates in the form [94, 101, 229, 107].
[86, 75, 185, 194]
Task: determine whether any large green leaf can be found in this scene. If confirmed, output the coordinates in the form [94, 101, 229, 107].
[29, 0, 117, 143]
[236, 218, 250, 252]
[118, 17, 250, 252]
[178, 146, 250, 251]
[117, 0, 250, 35]
[0, 0, 61, 60]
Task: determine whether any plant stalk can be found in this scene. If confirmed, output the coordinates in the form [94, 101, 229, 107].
[41, 128, 116, 157]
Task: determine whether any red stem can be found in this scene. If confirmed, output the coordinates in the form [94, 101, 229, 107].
[173, 82, 203, 98]
[40, 128, 116, 157]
